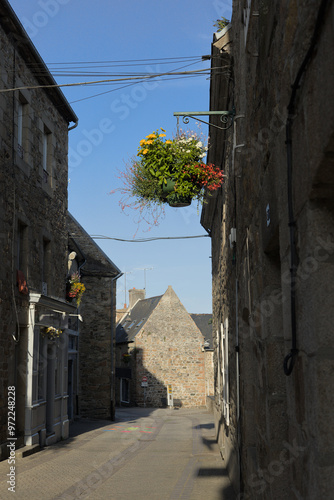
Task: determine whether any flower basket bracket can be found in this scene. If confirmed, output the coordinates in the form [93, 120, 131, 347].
[173, 108, 235, 131]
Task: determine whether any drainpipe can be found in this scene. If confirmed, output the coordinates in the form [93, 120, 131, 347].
[283, 0, 330, 375]
[111, 271, 123, 420]
[68, 120, 78, 131]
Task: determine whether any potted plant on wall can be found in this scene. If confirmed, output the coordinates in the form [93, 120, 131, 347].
[66, 272, 86, 306]
[111, 128, 224, 229]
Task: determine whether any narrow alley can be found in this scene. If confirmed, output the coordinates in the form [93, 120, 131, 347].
[0, 407, 234, 500]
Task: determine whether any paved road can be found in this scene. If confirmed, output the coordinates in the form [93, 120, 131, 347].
[0, 407, 235, 500]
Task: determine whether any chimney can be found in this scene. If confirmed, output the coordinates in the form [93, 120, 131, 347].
[129, 288, 146, 309]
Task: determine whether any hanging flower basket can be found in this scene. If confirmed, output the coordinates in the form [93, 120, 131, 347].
[111, 128, 224, 230]
[66, 272, 86, 306]
[41, 326, 62, 341]
[166, 191, 192, 208]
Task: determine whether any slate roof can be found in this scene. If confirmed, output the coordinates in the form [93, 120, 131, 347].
[67, 213, 122, 278]
[116, 295, 162, 343]
[190, 314, 213, 349]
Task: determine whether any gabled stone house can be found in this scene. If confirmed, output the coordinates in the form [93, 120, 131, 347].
[115, 286, 212, 408]
[0, 0, 78, 457]
[201, 2, 334, 498]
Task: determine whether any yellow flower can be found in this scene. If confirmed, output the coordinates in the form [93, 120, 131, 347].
[165, 140, 172, 144]
[159, 134, 166, 138]
[146, 133, 156, 139]
[146, 140, 153, 145]
[142, 149, 149, 154]
[160, 128, 166, 132]
[139, 139, 147, 146]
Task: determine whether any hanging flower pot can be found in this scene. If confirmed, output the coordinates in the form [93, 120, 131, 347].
[167, 191, 192, 208]
[66, 272, 86, 306]
[111, 128, 224, 230]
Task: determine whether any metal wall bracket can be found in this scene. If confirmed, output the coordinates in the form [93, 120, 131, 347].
[173, 107, 235, 131]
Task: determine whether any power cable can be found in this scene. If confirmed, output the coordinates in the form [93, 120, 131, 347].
[71, 234, 210, 243]
[0, 68, 215, 94]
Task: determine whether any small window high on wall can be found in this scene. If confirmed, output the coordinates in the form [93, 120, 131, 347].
[17, 95, 28, 160]
[43, 126, 51, 184]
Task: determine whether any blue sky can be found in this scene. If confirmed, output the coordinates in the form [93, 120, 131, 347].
[10, 0, 232, 313]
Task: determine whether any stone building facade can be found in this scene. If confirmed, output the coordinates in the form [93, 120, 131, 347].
[116, 286, 210, 408]
[201, 1, 334, 498]
[67, 214, 122, 421]
[0, 0, 78, 457]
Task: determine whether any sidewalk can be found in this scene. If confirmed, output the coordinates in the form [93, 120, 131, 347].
[0, 407, 235, 499]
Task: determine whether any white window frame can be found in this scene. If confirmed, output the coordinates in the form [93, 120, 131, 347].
[216, 329, 221, 398]
[221, 319, 230, 426]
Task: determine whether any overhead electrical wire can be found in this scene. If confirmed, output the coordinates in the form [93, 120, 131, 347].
[21, 55, 206, 71]
[67, 60, 209, 104]
[0, 68, 212, 94]
[72, 234, 210, 243]
[69, 73, 206, 104]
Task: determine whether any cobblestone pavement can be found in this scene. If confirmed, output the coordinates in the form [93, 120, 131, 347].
[0, 407, 235, 500]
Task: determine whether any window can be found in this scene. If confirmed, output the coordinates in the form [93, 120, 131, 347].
[17, 95, 28, 160]
[33, 328, 45, 402]
[17, 221, 28, 273]
[42, 126, 51, 183]
[17, 101, 23, 157]
[38, 336, 45, 400]
[121, 378, 130, 403]
[68, 335, 78, 352]
[55, 345, 63, 396]
[42, 238, 51, 295]
[221, 319, 230, 426]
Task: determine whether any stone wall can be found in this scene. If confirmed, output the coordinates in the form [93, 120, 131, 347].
[0, 12, 73, 453]
[78, 274, 115, 419]
[202, 1, 334, 498]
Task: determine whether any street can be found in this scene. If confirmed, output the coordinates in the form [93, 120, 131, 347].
[0, 407, 235, 500]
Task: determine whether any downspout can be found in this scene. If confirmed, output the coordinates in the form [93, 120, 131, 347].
[68, 120, 78, 131]
[283, 0, 330, 375]
[111, 271, 123, 419]
[11, 47, 20, 344]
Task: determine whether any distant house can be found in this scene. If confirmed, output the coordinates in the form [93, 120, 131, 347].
[67, 213, 122, 421]
[115, 286, 212, 408]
